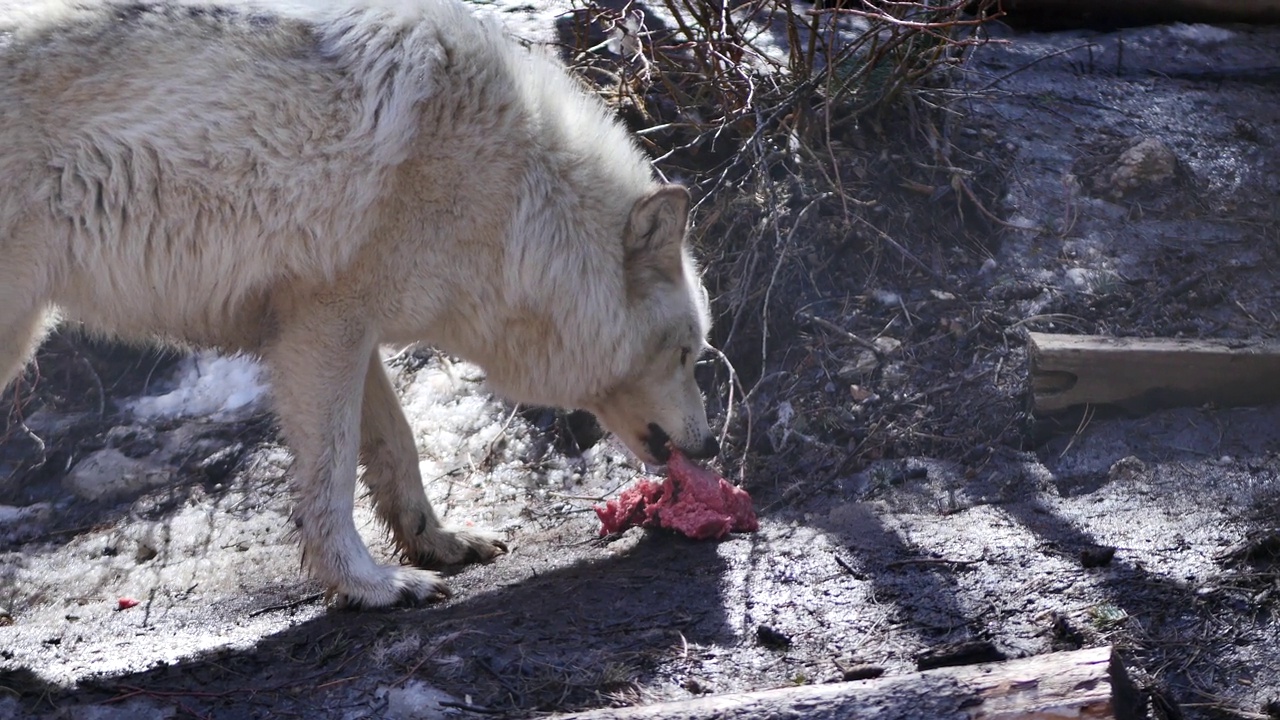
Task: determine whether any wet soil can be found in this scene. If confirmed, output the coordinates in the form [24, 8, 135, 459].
[3, 8, 1280, 720]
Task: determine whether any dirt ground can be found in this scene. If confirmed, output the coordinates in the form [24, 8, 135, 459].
[3, 5, 1280, 720]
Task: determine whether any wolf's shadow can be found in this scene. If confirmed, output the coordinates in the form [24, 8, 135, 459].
[7, 531, 735, 717]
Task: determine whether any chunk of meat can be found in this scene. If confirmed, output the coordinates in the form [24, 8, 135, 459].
[595, 450, 758, 540]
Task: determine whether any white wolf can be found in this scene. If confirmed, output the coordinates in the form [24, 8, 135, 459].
[0, 0, 720, 608]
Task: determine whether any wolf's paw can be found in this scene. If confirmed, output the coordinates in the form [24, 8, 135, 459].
[329, 566, 450, 610]
[408, 526, 508, 568]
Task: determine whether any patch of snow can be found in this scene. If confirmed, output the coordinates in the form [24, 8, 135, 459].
[1029, 268, 1057, 285]
[129, 352, 268, 421]
[378, 681, 464, 720]
[0, 504, 39, 524]
[385, 357, 551, 530]
[398, 363, 515, 466]
[60, 699, 177, 720]
[1064, 267, 1094, 288]
[1005, 214, 1039, 231]
[871, 289, 901, 307]
[0, 503, 52, 543]
[1166, 23, 1235, 44]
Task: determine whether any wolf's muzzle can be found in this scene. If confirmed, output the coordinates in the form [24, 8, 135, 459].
[644, 423, 719, 462]
[687, 435, 720, 460]
[644, 423, 673, 463]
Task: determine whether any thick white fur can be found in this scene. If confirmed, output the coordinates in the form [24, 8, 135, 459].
[0, 0, 717, 608]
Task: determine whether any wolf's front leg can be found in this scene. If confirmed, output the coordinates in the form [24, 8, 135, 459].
[359, 354, 507, 567]
[268, 305, 447, 609]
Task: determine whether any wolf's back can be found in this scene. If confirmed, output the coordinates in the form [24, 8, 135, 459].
[0, 0, 488, 342]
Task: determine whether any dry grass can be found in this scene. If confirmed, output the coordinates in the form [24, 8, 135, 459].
[561, 0, 1011, 479]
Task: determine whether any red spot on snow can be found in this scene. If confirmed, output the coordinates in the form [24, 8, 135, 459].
[117, 597, 140, 610]
[595, 450, 758, 540]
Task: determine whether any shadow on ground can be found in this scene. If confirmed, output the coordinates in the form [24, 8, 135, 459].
[6, 530, 734, 718]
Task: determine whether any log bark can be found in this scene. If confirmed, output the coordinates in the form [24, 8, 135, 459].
[1027, 333, 1280, 415]
[996, 0, 1280, 29]
[557, 646, 1142, 720]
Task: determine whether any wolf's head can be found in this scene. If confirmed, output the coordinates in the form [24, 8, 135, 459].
[585, 185, 720, 466]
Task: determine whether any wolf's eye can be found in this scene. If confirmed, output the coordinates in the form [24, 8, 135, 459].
[679, 347, 691, 366]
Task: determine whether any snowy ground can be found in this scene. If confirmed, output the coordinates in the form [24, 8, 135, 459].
[2, 7, 1280, 720]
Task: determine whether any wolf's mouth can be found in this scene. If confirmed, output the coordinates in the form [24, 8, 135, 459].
[643, 423, 673, 463]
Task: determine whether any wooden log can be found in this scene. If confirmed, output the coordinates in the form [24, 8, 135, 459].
[1027, 333, 1280, 414]
[556, 646, 1141, 720]
[996, 0, 1280, 29]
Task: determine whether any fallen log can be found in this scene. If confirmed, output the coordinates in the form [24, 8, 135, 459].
[995, 0, 1280, 29]
[1027, 333, 1280, 415]
[556, 645, 1142, 720]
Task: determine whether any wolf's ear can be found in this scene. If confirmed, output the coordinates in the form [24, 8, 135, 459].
[624, 185, 690, 293]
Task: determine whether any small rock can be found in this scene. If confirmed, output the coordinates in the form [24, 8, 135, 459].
[1108, 456, 1146, 482]
[874, 337, 902, 355]
[104, 425, 161, 458]
[849, 385, 876, 403]
[837, 337, 902, 381]
[135, 541, 159, 563]
[839, 352, 879, 380]
[915, 640, 1005, 671]
[890, 466, 929, 485]
[196, 442, 246, 483]
[64, 449, 173, 502]
[756, 624, 792, 650]
[1106, 137, 1177, 198]
[833, 657, 885, 681]
[1049, 612, 1085, 648]
[682, 677, 711, 694]
[1080, 545, 1117, 568]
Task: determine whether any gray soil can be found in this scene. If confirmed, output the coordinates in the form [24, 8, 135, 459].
[3, 6, 1279, 720]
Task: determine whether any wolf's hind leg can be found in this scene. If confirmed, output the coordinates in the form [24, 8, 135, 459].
[268, 306, 449, 609]
[359, 353, 507, 567]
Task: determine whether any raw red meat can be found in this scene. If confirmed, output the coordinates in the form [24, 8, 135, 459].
[595, 450, 758, 540]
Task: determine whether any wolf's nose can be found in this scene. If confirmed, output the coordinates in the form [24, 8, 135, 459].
[687, 435, 720, 460]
